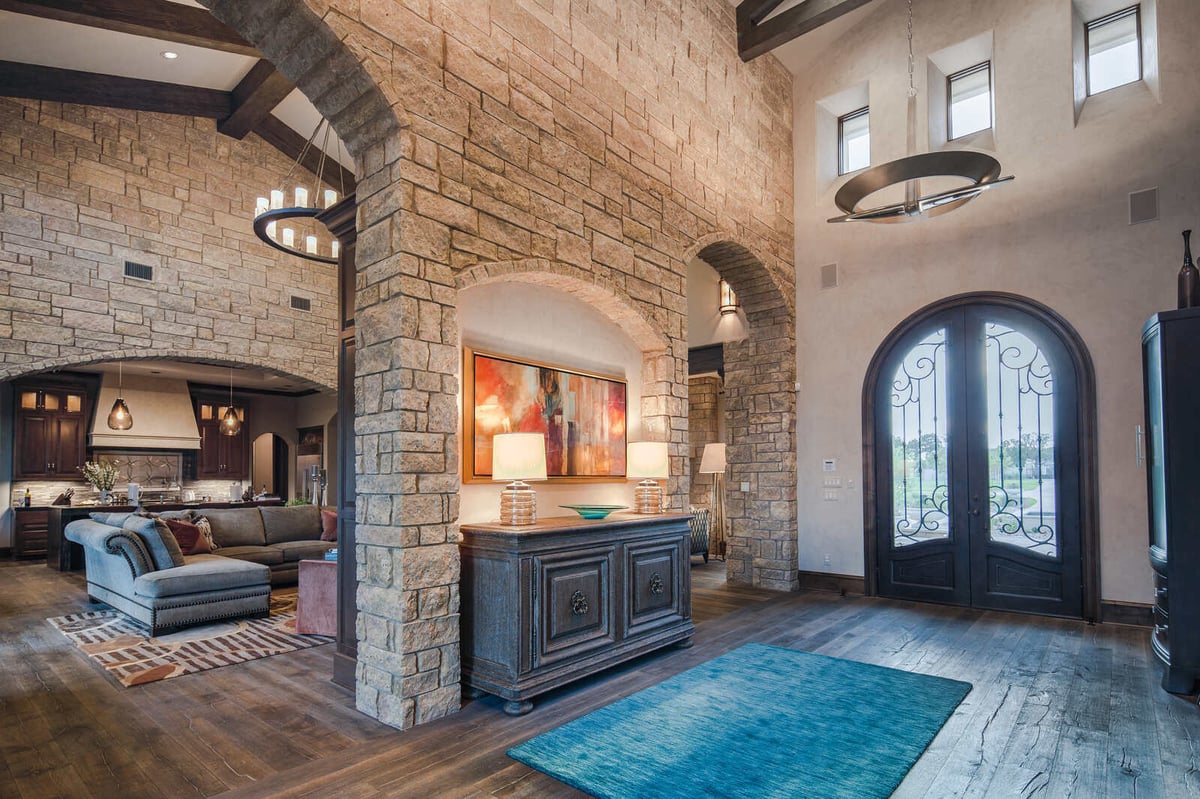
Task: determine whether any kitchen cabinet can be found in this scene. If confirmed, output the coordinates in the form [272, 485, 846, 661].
[459, 513, 694, 715]
[13, 508, 50, 559]
[13, 380, 91, 480]
[193, 397, 248, 479]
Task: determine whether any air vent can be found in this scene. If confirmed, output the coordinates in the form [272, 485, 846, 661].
[124, 261, 154, 281]
[290, 295, 312, 312]
[819, 263, 839, 290]
[1129, 188, 1158, 225]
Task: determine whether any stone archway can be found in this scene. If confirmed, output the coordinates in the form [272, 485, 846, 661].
[196, 1, 439, 728]
[685, 236, 798, 592]
[455, 258, 685, 501]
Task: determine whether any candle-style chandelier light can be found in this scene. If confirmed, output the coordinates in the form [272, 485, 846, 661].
[252, 118, 347, 264]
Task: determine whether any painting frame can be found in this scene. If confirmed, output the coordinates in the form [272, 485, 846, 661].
[463, 347, 628, 484]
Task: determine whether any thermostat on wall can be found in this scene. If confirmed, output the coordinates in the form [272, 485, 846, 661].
[823, 459, 836, 472]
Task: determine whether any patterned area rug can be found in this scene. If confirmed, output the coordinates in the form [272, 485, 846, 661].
[47, 591, 333, 687]
[508, 643, 972, 799]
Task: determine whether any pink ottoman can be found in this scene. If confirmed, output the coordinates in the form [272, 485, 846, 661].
[296, 559, 337, 635]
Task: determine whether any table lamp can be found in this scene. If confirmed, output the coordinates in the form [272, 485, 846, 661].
[492, 432, 547, 525]
[699, 443, 727, 560]
[627, 441, 669, 514]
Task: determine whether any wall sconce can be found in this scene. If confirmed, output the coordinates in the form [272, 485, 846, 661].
[493, 432, 548, 525]
[719, 279, 739, 316]
[627, 441, 669, 514]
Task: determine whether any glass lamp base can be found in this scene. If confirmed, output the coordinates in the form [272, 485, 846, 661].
[634, 479, 663, 514]
[499, 482, 537, 525]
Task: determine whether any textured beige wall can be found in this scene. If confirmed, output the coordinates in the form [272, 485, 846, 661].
[0, 99, 340, 386]
[791, 0, 1200, 604]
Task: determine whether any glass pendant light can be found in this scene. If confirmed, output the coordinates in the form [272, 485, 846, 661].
[106, 362, 133, 430]
[220, 367, 242, 436]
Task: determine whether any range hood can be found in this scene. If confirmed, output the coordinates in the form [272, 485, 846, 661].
[90, 374, 201, 450]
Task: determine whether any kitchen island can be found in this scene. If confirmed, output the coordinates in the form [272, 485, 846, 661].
[47, 498, 284, 571]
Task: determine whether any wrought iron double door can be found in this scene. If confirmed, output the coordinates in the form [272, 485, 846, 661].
[874, 304, 1083, 617]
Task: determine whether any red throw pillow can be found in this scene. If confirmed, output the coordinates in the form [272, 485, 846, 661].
[320, 509, 338, 542]
[165, 518, 210, 555]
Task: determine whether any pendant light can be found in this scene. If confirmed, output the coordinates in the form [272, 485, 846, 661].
[252, 118, 347, 264]
[220, 367, 242, 436]
[106, 362, 133, 430]
[827, 0, 1013, 223]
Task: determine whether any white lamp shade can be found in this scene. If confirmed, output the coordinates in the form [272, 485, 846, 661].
[492, 433, 547, 481]
[627, 441, 669, 480]
[699, 443, 727, 474]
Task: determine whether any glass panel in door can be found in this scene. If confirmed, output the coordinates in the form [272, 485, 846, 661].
[890, 328, 951, 548]
[984, 322, 1058, 558]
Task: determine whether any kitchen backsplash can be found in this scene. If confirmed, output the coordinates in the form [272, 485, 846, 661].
[11, 478, 266, 508]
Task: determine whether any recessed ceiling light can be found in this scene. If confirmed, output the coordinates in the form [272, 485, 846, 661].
[160, 51, 179, 60]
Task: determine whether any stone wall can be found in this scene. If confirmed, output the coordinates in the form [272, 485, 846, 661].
[688, 374, 722, 508]
[3, 0, 801, 730]
[0, 99, 339, 386]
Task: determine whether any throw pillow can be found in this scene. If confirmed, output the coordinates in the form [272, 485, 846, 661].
[193, 516, 218, 552]
[320, 508, 338, 542]
[90, 511, 133, 527]
[123, 515, 185, 569]
[164, 518, 210, 556]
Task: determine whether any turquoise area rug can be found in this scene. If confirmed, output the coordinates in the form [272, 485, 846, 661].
[507, 643, 971, 799]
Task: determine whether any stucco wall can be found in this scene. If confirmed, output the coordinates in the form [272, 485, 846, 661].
[791, 0, 1200, 604]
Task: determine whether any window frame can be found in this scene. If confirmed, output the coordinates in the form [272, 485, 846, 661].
[946, 61, 993, 141]
[837, 106, 870, 176]
[1084, 4, 1142, 97]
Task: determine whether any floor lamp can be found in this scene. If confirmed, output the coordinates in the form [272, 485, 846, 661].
[699, 443, 727, 560]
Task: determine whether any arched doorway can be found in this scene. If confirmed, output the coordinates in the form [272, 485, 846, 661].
[252, 433, 289, 499]
[863, 293, 1099, 620]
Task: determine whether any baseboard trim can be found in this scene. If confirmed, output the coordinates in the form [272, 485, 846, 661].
[332, 651, 357, 690]
[1100, 601, 1153, 628]
[798, 570, 865, 596]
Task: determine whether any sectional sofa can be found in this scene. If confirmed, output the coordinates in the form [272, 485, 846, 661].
[65, 504, 335, 636]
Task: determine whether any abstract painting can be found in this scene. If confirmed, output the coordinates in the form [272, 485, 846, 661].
[464, 348, 626, 481]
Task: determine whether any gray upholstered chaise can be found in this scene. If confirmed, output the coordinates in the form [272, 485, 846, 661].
[66, 517, 270, 636]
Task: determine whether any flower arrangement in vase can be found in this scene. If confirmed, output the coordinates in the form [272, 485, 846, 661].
[80, 461, 120, 504]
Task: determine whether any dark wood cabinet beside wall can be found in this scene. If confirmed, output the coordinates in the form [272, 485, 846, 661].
[1142, 307, 1200, 693]
[13, 508, 50, 559]
[13, 379, 92, 480]
[460, 513, 694, 715]
[192, 396, 248, 479]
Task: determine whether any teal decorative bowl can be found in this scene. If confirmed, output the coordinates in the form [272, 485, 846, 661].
[560, 504, 628, 519]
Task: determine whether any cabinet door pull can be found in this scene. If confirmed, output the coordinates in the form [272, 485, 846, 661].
[649, 572, 665, 596]
[570, 590, 589, 616]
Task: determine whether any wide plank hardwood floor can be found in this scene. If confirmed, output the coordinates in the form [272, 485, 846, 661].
[2, 558, 1198, 798]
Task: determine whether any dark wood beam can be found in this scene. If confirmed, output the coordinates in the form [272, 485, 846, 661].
[218, 60, 295, 140]
[0, 0, 258, 56]
[0, 60, 230, 117]
[737, 0, 876, 62]
[254, 114, 356, 196]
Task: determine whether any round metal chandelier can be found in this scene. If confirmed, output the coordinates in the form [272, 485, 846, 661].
[252, 118, 347, 264]
[828, 0, 1013, 224]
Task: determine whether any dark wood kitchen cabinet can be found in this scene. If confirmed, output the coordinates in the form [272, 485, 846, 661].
[193, 397, 248, 479]
[459, 513, 694, 715]
[13, 508, 50, 559]
[12, 379, 91, 480]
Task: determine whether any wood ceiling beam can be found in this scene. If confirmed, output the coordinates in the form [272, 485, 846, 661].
[0, 0, 258, 56]
[0, 60, 231, 117]
[218, 60, 295, 140]
[737, 0, 876, 62]
[254, 115, 356, 196]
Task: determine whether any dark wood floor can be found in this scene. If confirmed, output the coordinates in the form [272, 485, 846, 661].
[2, 558, 1197, 799]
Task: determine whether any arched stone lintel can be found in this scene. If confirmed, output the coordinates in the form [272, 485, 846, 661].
[456, 258, 671, 356]
[684, 233, 796, 322]
[0, 349, 336, 392]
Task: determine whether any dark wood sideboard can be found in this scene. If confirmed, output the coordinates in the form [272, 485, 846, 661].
[459, 512, 694, 715]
